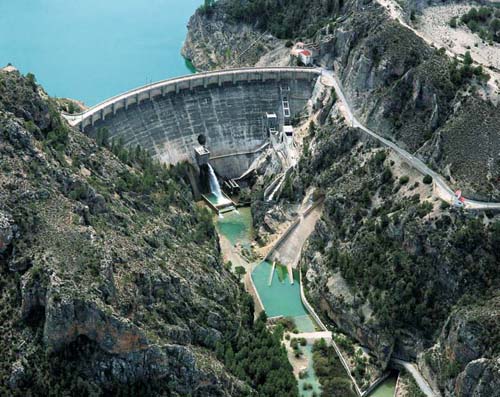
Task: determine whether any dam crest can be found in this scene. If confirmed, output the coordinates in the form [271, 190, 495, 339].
[63, 67, 321, 179]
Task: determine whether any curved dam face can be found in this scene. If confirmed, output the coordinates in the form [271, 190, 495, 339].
[69, 68, 320, 178]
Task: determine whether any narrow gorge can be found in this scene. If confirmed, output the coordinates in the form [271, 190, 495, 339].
[1, 0, 499, 396]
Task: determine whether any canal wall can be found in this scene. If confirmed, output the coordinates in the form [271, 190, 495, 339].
[64, 68, 319, 178]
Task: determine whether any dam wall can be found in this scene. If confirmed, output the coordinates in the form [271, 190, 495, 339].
[66, 68, 320, 178]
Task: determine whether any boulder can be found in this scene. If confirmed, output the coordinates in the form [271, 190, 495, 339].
[0, 210, 16, 256]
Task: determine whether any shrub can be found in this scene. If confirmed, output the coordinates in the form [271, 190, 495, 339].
[198, 0, 215, 15]
[302, 383, 313, 390]
[464, 51, 473, 66]
[399, 175, 410, 185]
[26, 72, 37, 88]
[440, 201, 450, 210]
[234, 266, 246, 279]
[423, 175, 433, 184]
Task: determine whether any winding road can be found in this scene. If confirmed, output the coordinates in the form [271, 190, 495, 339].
[392, 359, 436, 397]
[321, 68, 500, 211]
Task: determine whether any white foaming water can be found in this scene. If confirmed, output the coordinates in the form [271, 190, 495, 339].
[207, 164, 223, 201]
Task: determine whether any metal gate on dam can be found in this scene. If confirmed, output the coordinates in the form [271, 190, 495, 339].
[63, 67, 321, 179]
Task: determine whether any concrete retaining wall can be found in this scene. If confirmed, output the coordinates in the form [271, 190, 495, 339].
[67, 68, 319, 178]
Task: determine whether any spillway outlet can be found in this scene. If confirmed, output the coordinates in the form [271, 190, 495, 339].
[202, 193, 236, 215]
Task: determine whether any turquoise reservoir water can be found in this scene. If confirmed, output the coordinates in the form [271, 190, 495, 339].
[252, 261, 316, 332]
[0, 0, 199, 105]
[216, 207, 253, 247]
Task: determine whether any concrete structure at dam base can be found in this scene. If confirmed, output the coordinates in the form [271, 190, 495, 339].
[63, 67, 323, 184]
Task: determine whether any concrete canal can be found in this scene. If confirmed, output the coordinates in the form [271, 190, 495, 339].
[370, 375, 398, 397]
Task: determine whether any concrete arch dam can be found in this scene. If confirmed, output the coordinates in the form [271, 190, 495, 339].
[64, 67, 320, 178]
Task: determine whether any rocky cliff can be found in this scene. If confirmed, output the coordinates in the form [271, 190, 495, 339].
[181, 3, 285, 71]
[419, 296, 500, 396]
[0, 69, 257, 396]
[291, 101, 500, 395]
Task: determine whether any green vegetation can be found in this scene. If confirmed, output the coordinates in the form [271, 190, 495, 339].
[235, 265, 246, 279]
[312, 339, 356, 397]
[26, 72, 37, 88]
[225, 0, 340, 38]
[453, 6, 500, 43]
[1, 69, 298, 396]
[423, 174, 433, 184]
[198, 0, 216, 15]
[449, 51, 488, 86]
[215, 311, 298, 397]
[399, 175, 410, 185]
[399, 369, 426, 397]
[297, 124, 500, 339]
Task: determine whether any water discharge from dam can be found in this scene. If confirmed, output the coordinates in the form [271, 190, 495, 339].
[215, 207, 320, 396]
[208, 164, 223, 201]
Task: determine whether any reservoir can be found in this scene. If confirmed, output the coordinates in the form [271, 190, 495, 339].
[0, 0, 199, 105]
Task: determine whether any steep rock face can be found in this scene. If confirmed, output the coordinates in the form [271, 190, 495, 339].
[183, 0, 500, 393]
[454, 358, 500, 397]
[0, 211, 16, 257]
[182, 5, 283, 71]
[327, 4, 500, 199]
[0, 69, 250, 396]
[0, 71, 51, 131]
[419, 296, 500, 396]
[289, 102, 499, 391]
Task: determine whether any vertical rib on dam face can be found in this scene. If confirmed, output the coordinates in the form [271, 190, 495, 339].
[75, 68, 320, 178]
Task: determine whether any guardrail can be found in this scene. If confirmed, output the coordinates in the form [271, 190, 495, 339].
[394, 372, 401, 397]
[246, 271, 265, 312]
[362, 372, 391, 397]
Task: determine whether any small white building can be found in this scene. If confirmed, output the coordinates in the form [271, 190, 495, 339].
[290, 42, 313, 66]
[298, 49, 313, 66]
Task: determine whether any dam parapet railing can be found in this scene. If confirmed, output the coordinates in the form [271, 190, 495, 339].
[62, 67, 322, 131]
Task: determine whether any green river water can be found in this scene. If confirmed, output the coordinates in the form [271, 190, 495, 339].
[369, 374, 398, 397]
[215, 207, 253, 248]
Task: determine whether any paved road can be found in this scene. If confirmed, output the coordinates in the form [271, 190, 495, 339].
[322, 69, 500, 211]
[392, 359, 438, 397]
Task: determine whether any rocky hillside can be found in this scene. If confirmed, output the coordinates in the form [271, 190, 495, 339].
[293, 112, 499, 395]
[0, 70, 296, 396]
[181, 2, 284, 71]
[183, 0, 500, 200]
